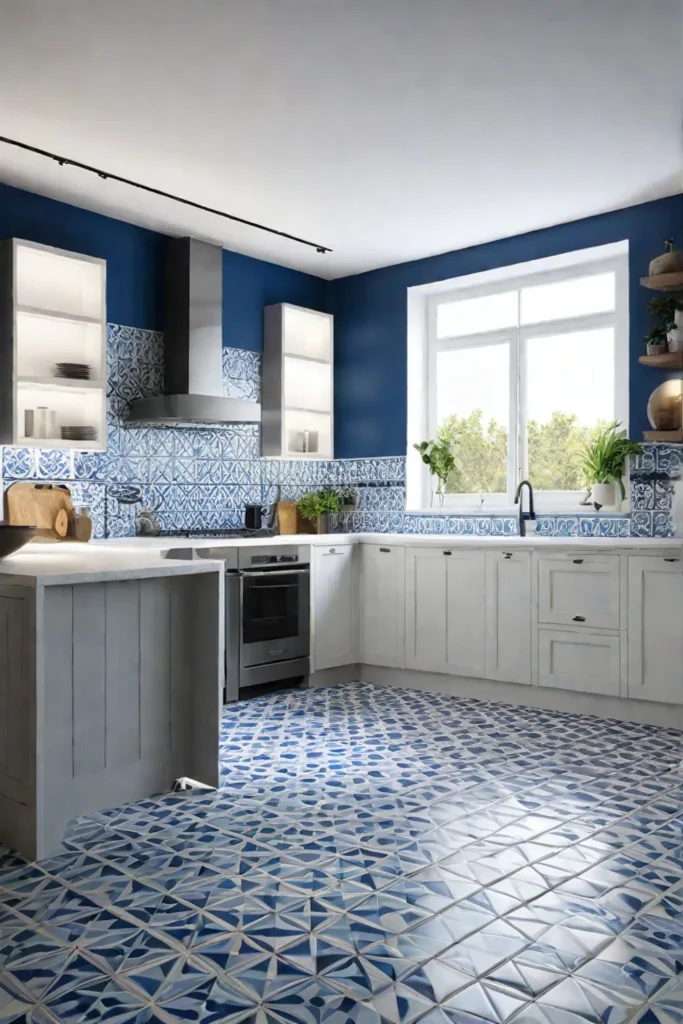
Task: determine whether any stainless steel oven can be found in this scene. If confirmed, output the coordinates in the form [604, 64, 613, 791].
[226, 545, 310, 697]
[163, 542, 311, 700]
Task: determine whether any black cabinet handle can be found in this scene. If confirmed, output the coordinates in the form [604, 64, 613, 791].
[503, 552, 512, 559]
[664, 558, 680, 563]
[572, 615, 586, 622]
[443, 550, 452, 556]
[379, 547, 391, 553]
[573, 559, 584, 564]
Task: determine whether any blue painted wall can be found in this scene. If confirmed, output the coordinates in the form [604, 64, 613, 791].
[222, 249, 327, 353]
[330, 195, 683, 458]
[0, 181, 327, 346]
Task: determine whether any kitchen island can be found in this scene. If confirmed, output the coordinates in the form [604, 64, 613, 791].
[0, 545, 224, 860]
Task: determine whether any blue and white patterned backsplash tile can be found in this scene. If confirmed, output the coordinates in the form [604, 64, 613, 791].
[1, 324, 681, 538]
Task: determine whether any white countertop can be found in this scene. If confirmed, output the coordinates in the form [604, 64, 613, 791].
[0, 532, 680, 586]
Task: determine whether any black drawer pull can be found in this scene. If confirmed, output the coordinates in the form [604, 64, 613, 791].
[379, 547, 391, 553]
[443, 550, 452, 556]
[573, 559, 584, 564]
[572, 615, 586, 622]
[503, 552, 512, 559]
[664, 558, 680, 563]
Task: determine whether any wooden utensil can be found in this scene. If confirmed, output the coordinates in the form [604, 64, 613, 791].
[53, 509, 69, 538]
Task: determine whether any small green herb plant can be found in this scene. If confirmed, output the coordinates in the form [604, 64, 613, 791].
[581, 421, 642, 500]
[339, 487, 356, 508]
[647, 295, 680, 349]
[413, 438, 455, 497]
[297, 488, 341, 523]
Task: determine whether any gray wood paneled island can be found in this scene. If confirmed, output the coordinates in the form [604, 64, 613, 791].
[0, 546, 224, 860]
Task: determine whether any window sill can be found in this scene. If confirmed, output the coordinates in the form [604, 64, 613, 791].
[406, 507, 630, 517]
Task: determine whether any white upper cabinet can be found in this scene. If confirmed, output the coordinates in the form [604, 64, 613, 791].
[538, 554, 620, 631]
[0, 239, 107, 450]
[313, 544, 356, 670]
[262, 304, 333, 458]
[486, 550, 532, 685]
[359, 544, 405, 669]
[628, 555, 683, 704]
[405, 547, 486, 677]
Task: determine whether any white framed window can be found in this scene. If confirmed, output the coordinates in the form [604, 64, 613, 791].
[409, 245, 629, 512]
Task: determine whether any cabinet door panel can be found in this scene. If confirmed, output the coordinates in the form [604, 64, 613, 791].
[628, 556, 683, 703]
[405, 548, 486, 677]
[486, 551, 531, 684]
[538, 628, 620, 696]
[406, 549, 447, 671]
[359, 545, 405, 668]
[538, 556, 619, 630]
[446, 551, 486, 678]
[313, 546, 356, 670]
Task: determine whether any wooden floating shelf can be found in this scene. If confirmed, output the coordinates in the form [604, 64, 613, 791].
[643, 430, 683, 442]
[640, 271, 683, 292]
[639, 352, 683, 369]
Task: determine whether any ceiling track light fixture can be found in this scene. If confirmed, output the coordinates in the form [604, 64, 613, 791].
[0, 135, 332, 254]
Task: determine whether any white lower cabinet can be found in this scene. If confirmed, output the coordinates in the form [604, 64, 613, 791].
[358, 544, 405, 668]
[538, 628, 621, 696]
[538, 554, 620, 630]
[405, 547, 486, 676]
[628, 555, 683, 703]
[313, 544, 356, 670]
[486, 550, 531, 685]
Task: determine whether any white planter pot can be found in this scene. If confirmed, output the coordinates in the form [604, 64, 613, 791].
[668, 309, 683, 352]
[591, 482, 616, 508]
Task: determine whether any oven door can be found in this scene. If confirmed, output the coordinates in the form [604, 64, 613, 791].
[240, 568, 310, 667]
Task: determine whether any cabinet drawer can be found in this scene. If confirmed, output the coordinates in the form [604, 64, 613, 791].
[537, 628, 621, 696]
[538, 555, 620, 630]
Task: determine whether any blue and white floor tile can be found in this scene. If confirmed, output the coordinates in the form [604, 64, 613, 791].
[2, 683, 683, 1022]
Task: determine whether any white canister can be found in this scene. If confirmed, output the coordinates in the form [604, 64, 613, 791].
[34, 406, 48, 439]
[47, 410, 57, 439]
[667, 309, 683, 352]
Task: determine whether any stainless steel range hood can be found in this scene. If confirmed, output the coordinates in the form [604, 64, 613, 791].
[127, 238, 261, 425]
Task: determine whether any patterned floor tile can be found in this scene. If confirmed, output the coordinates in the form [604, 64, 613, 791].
[2, 683, 683, 1023]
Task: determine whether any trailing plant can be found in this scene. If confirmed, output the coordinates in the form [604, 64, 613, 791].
[580, 421, 642, 500]
[413, 438, 455, 495]
[339, 487, 356, 508]
[296, 489, 341, 522]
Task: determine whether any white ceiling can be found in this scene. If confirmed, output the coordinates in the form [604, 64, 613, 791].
[0, 0, 681, 279]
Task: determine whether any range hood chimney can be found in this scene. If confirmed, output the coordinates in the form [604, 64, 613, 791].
[127, 238, 261, 425]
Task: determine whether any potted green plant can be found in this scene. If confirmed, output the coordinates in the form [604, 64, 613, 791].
[297, 488, 341, 534]
[581, 421, 642, 508]
[647, 295, 681, 354]
[413, 438, 455, 506]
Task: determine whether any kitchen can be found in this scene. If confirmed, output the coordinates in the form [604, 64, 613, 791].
[1, 3, 683, 1021]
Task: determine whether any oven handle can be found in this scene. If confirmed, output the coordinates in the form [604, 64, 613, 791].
[240, 569, 310, 578]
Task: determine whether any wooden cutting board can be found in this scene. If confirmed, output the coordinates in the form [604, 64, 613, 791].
[5, 483, 76, 540]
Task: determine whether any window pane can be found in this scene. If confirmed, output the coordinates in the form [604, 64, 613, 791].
[435, 344, 509, 494]
[521, 272, 615, 325]
[525, 328, 614, 492]
[436, 291, 517, 338]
